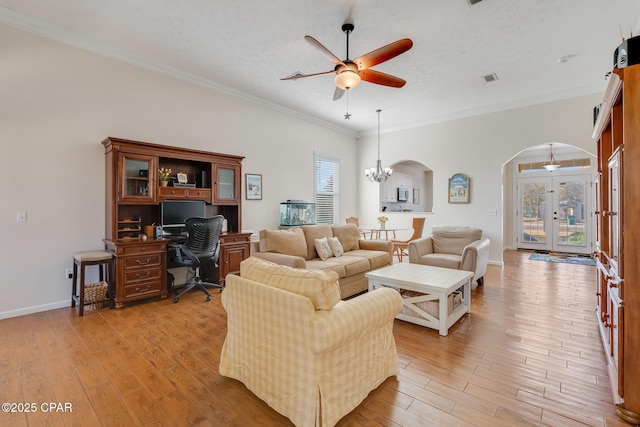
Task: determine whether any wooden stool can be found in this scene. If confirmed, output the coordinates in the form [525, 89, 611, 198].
[71, 250, 114, 316]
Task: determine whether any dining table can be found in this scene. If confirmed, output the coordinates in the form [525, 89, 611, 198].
[360, 226, 407, 240]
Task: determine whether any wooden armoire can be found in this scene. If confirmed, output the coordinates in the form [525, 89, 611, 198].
[593, 64, 640, 424]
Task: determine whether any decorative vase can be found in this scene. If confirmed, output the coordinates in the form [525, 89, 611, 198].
[380, 222, 386, 230]
[160, 180, 168, 187]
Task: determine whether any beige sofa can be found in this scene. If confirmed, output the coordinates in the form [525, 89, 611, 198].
[252, 224, 393, 298]
[220, 257, 402, 427]
[408, 226, 490, 286]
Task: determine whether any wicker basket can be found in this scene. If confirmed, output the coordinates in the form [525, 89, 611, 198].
[401, 289, 463, 319]
[84, 281, 109, 310]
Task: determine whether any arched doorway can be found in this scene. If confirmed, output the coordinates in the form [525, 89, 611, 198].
[504, 143, 596, 255]
[379, 160, 432, 213]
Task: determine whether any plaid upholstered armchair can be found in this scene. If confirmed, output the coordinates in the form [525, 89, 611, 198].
[219, 257, 402, 427]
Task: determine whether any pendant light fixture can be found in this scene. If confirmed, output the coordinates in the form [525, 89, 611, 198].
[365, 109, 393, 182]
[542, 143, 560, 172]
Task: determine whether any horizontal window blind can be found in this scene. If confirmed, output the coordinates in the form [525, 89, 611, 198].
[315, 154, 339, 225]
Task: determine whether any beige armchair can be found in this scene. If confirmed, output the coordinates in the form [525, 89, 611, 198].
[408, 226, 490, 286]
[219, 257, 402, 427]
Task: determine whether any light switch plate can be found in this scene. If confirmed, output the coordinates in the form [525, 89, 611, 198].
[16, 211, 27, 222]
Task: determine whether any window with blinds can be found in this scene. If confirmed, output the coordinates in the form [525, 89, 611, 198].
[314, 154, 339, 224]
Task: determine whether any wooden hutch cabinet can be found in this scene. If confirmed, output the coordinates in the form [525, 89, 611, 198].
[102, 137, 250, 308]
[593, 65, 640, 424]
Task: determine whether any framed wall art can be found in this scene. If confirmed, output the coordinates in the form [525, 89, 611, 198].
[245, 173, 262, 200]
[448, 173, 470, 204]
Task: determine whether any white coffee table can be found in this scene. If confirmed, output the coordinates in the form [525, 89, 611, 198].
[366, 263, 473, 336]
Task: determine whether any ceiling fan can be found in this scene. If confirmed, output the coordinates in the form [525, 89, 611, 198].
[281, 23, 413, 100]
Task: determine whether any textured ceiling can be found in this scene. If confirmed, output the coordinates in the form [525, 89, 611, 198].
[1, 0, 639, 135]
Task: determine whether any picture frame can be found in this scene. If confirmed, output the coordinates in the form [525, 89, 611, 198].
[245, 173, 262, 200]
[448, 173, 470, 204]
[413, 188, 420, 204]
[176, 173, 188, 184]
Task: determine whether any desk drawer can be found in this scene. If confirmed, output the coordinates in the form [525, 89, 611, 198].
[186, 188, 212, 202]
[123, 254, 162, 270]
[220, 234, 251, 244]
[121, 243, 166, 256]
[123, 279, 162, 298]
[159, 187, 187, 198]
[124, 267, 162, 285]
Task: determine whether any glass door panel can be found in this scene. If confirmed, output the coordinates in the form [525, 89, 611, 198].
[608, 153, 621, 275]
[120, 154, 156, 202]
[553, 179, 587, 251]
[518, 175, 591, 254]
[214, 164, 238, 203]
[519, 179, 550, 249]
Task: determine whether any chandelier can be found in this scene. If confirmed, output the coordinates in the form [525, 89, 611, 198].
[365, 109, 393, 182]
[542, 143, 560, 172]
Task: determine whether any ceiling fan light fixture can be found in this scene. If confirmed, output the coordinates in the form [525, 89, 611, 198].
[282, 23, 412, 100]
[335, 70, 361, 90]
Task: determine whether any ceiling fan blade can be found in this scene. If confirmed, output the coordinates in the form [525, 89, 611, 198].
[280, 69, 335, 81]
[305, 35, 346, 66]
[354, 38, 413, 70]
[333, 87, 345, 101]
[359, 69, 406, 88]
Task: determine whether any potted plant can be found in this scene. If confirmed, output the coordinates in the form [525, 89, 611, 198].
[158, 167, 172, 187]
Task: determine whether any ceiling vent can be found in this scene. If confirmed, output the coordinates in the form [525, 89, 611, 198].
[466, 0, 484, 6]
[482, 73, 498, 82]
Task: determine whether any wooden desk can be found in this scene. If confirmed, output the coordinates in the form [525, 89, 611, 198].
[106, 231, 250, 307]
[165, 231, 250, 284]
[102, 137, 249, 307]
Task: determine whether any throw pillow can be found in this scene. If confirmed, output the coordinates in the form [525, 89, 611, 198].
[331, 224, 361, 252]
[301, 225, 333, 260]
[259, 227, 307, 258]
[327, 236, 344, 257]
[314, 237, 333, 261]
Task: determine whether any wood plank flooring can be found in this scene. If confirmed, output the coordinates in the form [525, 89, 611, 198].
[0, 250, 633, 426]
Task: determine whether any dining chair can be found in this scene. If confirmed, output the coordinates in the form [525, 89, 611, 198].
[391, 217, 426, 262]
[345, 217, 369, 239]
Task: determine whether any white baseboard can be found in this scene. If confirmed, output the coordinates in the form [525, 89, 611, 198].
[0, 300, 69, 320]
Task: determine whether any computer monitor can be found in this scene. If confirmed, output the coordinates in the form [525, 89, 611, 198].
[161, 200, 206, 236]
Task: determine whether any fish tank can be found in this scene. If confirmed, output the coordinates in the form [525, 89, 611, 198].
[280, 200, 316, 227]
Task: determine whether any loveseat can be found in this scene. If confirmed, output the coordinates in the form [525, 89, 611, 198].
[252, 224, 393, 298]
[408, 226, 490, 286]
[219, 256, 403, 427]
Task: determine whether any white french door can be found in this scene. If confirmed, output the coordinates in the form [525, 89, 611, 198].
[518, 174, 591, 254]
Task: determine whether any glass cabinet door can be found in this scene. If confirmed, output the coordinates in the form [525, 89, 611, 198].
[214, 164, 239, 203]
[119, 153, 156, 202]
[608, 150, 622, 281]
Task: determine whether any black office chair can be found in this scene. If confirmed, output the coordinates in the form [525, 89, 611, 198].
[169, 215, 224, 303]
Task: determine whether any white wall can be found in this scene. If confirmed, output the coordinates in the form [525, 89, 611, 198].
[357, 92, 602, 264]
[0, 24, 356, 318]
